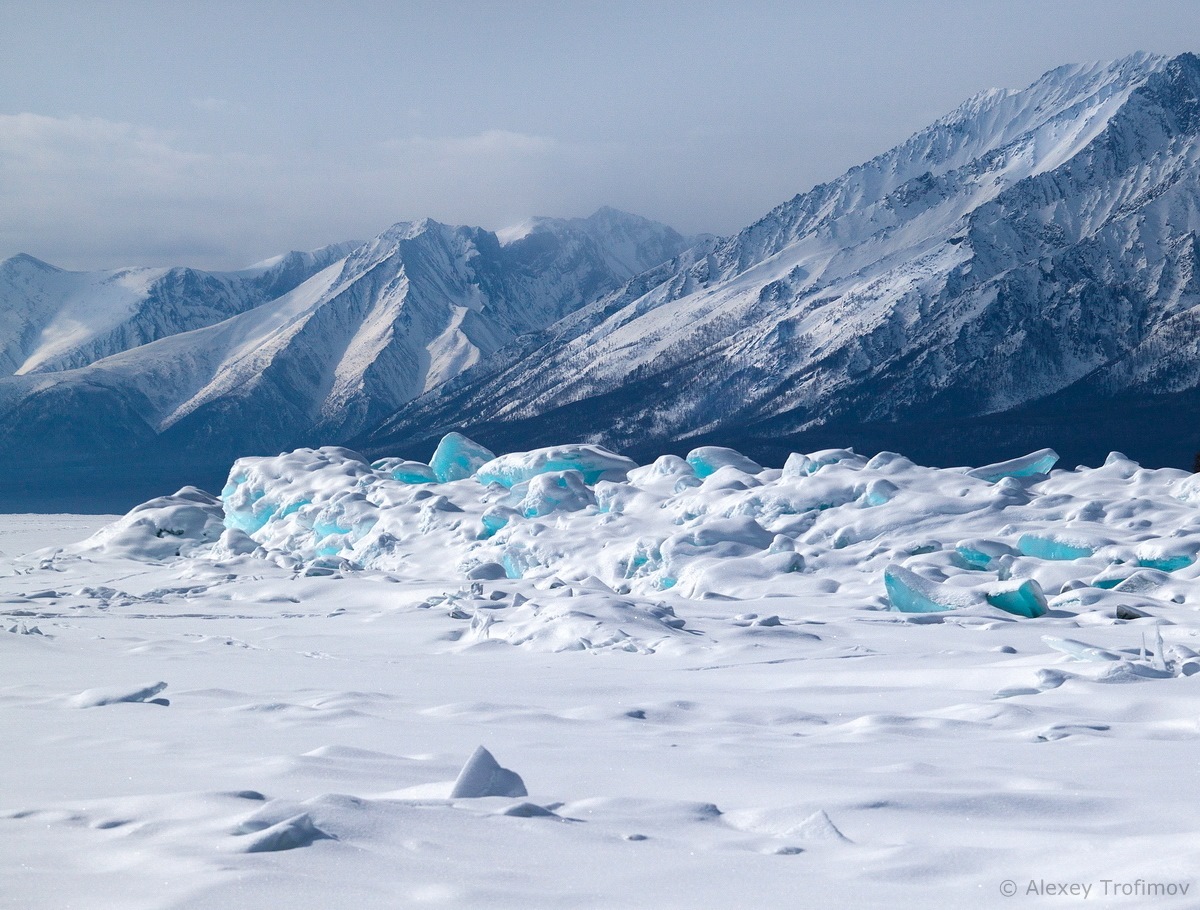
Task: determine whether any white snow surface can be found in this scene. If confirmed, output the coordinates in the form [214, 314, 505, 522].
[3, 438, 1200, 906]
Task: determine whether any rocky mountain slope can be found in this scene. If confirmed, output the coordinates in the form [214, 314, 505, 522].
[0, 210, 691, 508]
[367, 52, 1200, 470]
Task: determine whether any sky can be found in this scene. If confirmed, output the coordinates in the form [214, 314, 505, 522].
[3, 0, 1200, 271]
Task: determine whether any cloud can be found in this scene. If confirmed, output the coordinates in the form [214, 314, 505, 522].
[0, 113, 635, 270]
[0, 114, 245, 265]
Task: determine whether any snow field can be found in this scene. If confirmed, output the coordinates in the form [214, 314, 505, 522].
[2, 437, 1200, 907]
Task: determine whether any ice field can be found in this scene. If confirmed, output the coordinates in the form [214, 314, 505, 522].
[3, 436, 1199, 907]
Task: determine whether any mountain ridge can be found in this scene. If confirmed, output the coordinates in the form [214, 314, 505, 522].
[0, 209, 695, 508]
[364, 52, 1200, 471]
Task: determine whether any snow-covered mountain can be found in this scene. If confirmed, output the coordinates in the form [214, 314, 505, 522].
[368, 52, 1200, 470]
[0, 210, 691, 508]
[0, 245, 356, 376]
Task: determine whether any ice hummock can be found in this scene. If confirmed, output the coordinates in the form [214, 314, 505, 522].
[476, 444, 637, 487]
[430, 432, 495, 483]
[686, 446, 764, 479]
[70, 443, 1198, 630]
[967, 448, 1059, 483]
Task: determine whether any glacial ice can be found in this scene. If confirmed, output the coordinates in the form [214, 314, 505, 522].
[429, 432, 495, 483]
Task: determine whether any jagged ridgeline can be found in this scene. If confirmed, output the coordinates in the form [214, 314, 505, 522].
[0, 211, 692, 509]
[4, 53, 1200, 510]
[368, 52, 1200, 471]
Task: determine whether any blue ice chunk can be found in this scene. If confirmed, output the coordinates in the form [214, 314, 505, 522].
[622, 538, 663, 579]
[372, 457, 437, 483]
[1091, 565, 1135, 589]
[222, 491, 276, 535]
[985, 579, 1048, 618]
[390, 461, 437, 484]
[476, 445, 637, 487]
[1017, 534, 1095, 560]
[1138, 554, 1194, 572]
[278, 499, 310, 518]
[479, 506, 517, 540]
[1112, 570, 1169, 594]
[883, 565, 979, 613]
[1134, 543, 1195, 573]
[500, 544, 541, 579]
[519, 470, 595, 518]
[861, 479, 898, 507]
[806, 448, 865, 473]
[430, 432, 496, 483]
[967, 448, 1058, 483]
[313, 519, 352, 538]
[784, 449, 868, 477]
[780, 453, 813, 478]
[685, 446, 763, 479]
[955, 538, 1017, 570]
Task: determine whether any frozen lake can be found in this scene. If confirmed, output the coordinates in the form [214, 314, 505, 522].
[2, 444, 1198, 907]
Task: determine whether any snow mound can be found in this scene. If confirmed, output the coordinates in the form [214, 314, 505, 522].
[72, 488, 224, 561]
[449, 746, 528, 799]
[69, 681, 168, 708]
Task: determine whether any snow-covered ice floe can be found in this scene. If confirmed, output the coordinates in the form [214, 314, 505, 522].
[4, 437, 1200, 907]
[194, 439, 1198, 628]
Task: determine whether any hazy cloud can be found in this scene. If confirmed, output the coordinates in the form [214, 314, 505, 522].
[0, 115, 627, 269]
[4, 2, 1200, 270]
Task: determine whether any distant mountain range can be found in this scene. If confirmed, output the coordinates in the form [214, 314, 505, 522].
[368, 52, 1200, 472]
[4, 52, 1200, 510]
[0, 209, 692, 508]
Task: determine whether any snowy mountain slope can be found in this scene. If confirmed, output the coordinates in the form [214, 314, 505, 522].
[0, 244, 356, 376]
[0, 210, 692, 506]
[367, 53, 1200, 469]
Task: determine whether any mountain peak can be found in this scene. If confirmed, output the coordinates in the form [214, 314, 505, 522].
[1, 252, 61, 274]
